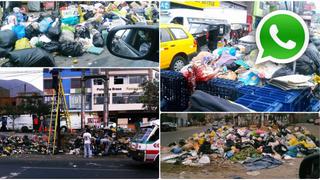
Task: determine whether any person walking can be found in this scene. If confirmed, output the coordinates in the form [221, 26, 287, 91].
[83, 128, 92, 158]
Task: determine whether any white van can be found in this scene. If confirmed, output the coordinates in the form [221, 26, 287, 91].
[1, 115, 34, 132]
[129, 119, 159, 166]
[161, 9, 211, 29]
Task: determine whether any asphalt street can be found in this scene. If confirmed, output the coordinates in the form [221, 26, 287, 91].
[161, 125, 210, 146]
[55, 47, 159, 67]
[0, 155, 159, 179]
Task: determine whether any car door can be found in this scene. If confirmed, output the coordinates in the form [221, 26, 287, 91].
[168, 27, 195, 57]
[160, 28, 174, 69]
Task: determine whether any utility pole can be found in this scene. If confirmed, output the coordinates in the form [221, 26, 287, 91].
[81, 69, 85, 129]
[103, 69, 109, 127]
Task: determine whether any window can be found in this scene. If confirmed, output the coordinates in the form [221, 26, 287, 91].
[94, 94, 104, 105]
[148, 128, 159, 142]
[44, 79, 52, 89]
[114, 76, 125, 84]
[112, 92, 142, 104]
[170, 17, 183, 25]
[160, 29, 172, 42]
[93, 79, 103, 85]
[170, 28, 188, 40]
[129, 75, 147, 84]
[71, 78, 81, 88]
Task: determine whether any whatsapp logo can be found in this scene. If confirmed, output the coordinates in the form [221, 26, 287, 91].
[256, 10, 309, 64]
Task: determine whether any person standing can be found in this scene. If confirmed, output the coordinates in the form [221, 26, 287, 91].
[1, 117, 7, 132]
[83, 129, 92, 158]
[33, 115, 39, 133]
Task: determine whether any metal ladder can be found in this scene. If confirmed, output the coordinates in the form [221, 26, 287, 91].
[47, 77, 72, 154]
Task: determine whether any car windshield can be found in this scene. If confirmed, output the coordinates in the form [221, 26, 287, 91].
[132, 126, 154, 143]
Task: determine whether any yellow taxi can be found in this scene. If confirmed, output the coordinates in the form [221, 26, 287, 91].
[160, 23, 197, 71]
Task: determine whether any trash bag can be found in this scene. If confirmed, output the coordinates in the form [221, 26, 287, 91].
[15, 38, 32, 50]
[61, 16, 79, 25]
[28, 1, 41, 12]
[75, 25, 90, 39]
[0, 47, 8, 58]
[93, 32, 104, 47]
[304, 43, 320, 70]
[41, 41, 60, 53]
[295, 54, 317, 75]
[59, 30, 75, 42]
[0, 30, 17, 51]
[25, 23, 40, 39]
[8, 48, 55, 67]
[84, 11, 94, 20]
[47, 19, 61, 41]
[272, 66, 294, 78]
[59, 25, 75, 42]
[39, 17, 53, 33]
[60, 42, 84, 57]
[12, 25, 26, 39]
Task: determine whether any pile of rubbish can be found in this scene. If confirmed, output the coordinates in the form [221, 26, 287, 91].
[162, 123, 320, 171]
[0, 134, 50, 156]
[181, 33, 319, 90]
[0, 1, 159, 67]
[0, 127, 133, 157]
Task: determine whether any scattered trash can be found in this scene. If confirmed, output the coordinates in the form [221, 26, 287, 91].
[162, 123, 319, 171]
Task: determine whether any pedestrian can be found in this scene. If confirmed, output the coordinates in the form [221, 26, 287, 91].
[33, 115, 39, 133]
[38, 115, 45, 132]
[83, 128, 92, 158]
[101, 133, 112, 156]
[1, 117, 7, 132]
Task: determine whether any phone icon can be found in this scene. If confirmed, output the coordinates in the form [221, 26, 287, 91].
[269, 24, 296, 50]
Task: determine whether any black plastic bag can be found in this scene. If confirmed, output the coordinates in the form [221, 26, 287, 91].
[84, 11, 94, 20]
[47, 21, 61, 41]
[60, 42, 84, 57]
[0, 30, 17, 51]
[8, 48, 55, 67]
[0, 47, 8, 58]
[75, 25, 90, 39]
[41, 41, 60, 53]
[93, 33, 104, 47]
[25, 24, 40, 39]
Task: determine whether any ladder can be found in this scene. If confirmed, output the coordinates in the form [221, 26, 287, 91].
[47, 77, 72, 154]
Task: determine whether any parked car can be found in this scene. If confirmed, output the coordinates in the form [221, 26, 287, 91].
[188, 20, 230, 51]
[160, 23, 197, 71]
[161, 122, 177, 131]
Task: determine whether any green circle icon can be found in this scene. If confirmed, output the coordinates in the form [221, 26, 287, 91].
[256, 10, 309, 64]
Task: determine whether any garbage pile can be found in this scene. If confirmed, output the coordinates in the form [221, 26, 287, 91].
[0, 127, 133, 157]
[162, 124, 320, 171]
[181, 34, 319, 90]
[0, 1, 159, 67]
[0, 134, 50, 156]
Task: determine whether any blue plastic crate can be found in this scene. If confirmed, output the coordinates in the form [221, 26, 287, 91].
[196, 78, 244, 101]
[307, 98, 320, 112]
[254, 86, 311, 111]
[235, 94, 283, 112]
[161, 71, 190, 111]
[237, 85, 260, 97]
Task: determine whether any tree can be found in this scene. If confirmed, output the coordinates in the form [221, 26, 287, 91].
[139, 80, 159, 112]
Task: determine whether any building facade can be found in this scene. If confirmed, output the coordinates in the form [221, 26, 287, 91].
[43, 68, 158, 130]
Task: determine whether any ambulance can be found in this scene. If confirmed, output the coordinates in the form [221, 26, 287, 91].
[129, 119, 159, 166]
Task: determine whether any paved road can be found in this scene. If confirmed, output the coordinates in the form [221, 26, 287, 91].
[55, 47, 159, 67]
[161, 125, 210, 146]
[0, 155, 158, 179]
